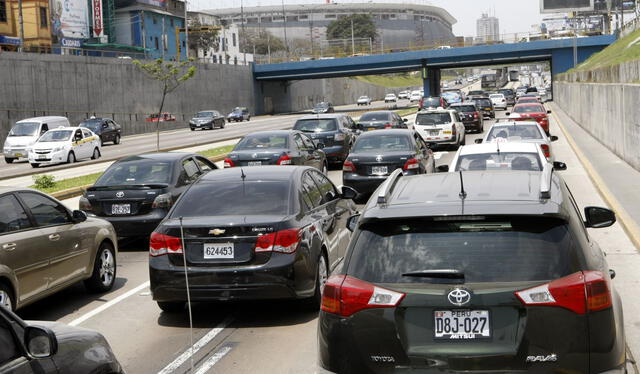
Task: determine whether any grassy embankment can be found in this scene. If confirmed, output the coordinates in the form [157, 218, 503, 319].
[573, 28, 640, 71]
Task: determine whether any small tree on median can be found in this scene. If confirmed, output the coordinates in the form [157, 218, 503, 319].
[133, 58, 197, 151]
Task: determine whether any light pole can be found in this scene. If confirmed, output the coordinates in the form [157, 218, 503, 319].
[18, 0, 24, 51]
[184, 0, 189, 58]
[241, 0, 246, 65]
[351, 18, 355, 55]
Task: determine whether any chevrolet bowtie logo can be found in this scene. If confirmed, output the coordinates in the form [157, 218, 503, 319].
[209, 228, 226, 235]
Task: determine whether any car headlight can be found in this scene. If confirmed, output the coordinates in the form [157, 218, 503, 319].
[52, 146, 63, 152]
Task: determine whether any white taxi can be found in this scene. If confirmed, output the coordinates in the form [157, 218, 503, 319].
[28, 127, 102, 168]
[413, 108, 466, 149]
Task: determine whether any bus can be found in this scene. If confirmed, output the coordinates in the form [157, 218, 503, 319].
[481, 68, 508, 89]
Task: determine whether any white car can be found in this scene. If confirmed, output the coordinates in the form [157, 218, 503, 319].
[398, 90, 410, 100]
[489, 93, 508, 110]
[357, 96, 372, 106]
[478, 120, 558, 161]
[445, 142, 566, 172]
[442, 82, 449, 89]
[409, 91, 423, 103]
[384, 94, 398, 103]
[3, 116, 70, 163]
[28, 127, 102, 168]
[467, 77, 474, 83]
[414, 108, 466, 149]
[537, 87, 547, 96]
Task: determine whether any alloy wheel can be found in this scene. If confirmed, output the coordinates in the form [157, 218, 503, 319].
[98, 248, 115, 287]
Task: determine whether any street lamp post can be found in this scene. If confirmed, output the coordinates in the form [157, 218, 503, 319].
[18, 0, 24, 51]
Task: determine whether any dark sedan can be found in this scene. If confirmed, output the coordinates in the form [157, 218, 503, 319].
[0, 306, 123, 373]
[293, 114, 357, 165]
[312, 102, 334, 114]
[79, 117, 122, 145]
[79, 152, 217, 239]
[470, 97, 495, 119]
[358, 111, 408, 131]
[420, 96, 447, 110]
[224, 130, 328, 173]
[149, 166, 358, 312]
[498, 88, 516, 106]
[189, 110, 226, 130]
[449, 102, 483, 133]
[227, 107, 250, 122]
[342, 129, 435, 199]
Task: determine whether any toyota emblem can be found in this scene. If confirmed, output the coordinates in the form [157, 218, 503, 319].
[376, 155, 383, 162]
[447, 289, 471, 306]
[115, 191, 125, 198]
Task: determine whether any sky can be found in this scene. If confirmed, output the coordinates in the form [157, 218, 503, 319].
[190, 0, 545, 37]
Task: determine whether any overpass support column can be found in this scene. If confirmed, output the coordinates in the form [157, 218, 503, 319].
[422, 66, 441, 98]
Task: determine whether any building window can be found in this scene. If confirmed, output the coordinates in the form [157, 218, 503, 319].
[299, 15, 308, 20]
[260, 17, 271, 22]
[154, 37, 159, 50]
[0, 0, 7, 22]
[170, 18, 174, 27]
[39, 7, 48, 28]
[232, 33, 236, 47]
[325, 14, 336, 19]
[234, 56, 237, 65]
[153, 16, 157, 24]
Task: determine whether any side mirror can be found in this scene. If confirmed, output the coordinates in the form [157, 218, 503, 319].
[24, 326, 58, 358]
[72, 210, 87, 223]
[102, 123, 108, 128]
[547, 110, 552, 114]
[609, 269, 616, 279]
[437, 165, 449, 173]
[403, 118, 408, 123]
[339, 185, 358, 200]
[584, 206, 616, 228]
[346, 214, 360, 232]
[505, 112, 510, 116]
[550, 136, 559, 142]
[425, 142, 437, 149]
[553, 161, 567, 171]
[474, 139, 483, 144]
[316, 142, 325, 150]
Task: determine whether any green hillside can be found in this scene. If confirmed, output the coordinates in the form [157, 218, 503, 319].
[576, 29, 640, 71]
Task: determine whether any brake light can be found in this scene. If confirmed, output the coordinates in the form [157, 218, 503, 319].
[149, 232, 183, 256]
[515, 271, 611, 315]
[451, 124, 456, 135]
[253, 228, 301, 254]
[541, 144, 550, 158]
[384, 123, 393, 129]
[403, 158, 420, 170]
[321, 275, 405, 317]
[343, 160, 356, 172]
[473, 112, 479, 119]
[277, 154, 292, 165]
[223, 158, 234, 168]
[152, 193, 173, 209]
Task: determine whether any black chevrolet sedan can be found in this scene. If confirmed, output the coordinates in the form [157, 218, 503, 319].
[149, 166, 358, 312]
[342, 129, 435, 198]
[79, 117, 122, 145]
[224, 130, 328, 173]
[189, 110, 225, 130]
[79, 152, 217, 239]
[358, 111, 408, 131]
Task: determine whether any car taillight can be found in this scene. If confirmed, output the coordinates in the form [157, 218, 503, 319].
[515, 271, 611, 315]
[451, 124, 456, 135]
[321, 275, 405, 317]
[152, 193, 173, 209]
[277, 154, 292, 165]
[223, 158, 234, 168]
[343, 160, 356, 172]
[253, 228, 301, 254]
[541, 144, 550, 158]
[384, 123, 393, 129]
[334, 132, 345, 141]
[149, 232, 183, 257]
[473, 112, 479, 118]
[403, 158, 420, 170]
[79, 196, 92, 211]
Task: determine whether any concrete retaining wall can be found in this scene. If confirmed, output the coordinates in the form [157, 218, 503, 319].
[555, 81, 640, 171]
[558, 60, 640, 83]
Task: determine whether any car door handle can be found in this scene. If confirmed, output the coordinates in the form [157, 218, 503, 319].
[2, 243, 16, 251]
[48, 234, 60, 241]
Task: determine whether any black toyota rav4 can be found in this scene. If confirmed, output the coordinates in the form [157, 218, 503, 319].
[319, 167, 626, 374]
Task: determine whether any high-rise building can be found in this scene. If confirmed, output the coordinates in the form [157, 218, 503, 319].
[476, 13, 500, 43]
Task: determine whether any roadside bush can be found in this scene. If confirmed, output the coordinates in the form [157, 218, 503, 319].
[32, 174, 56, 190]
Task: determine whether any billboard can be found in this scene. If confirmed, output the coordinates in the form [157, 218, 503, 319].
[92, 0, 103, 37]
[540, 0, 594, 13]
[50, 0, 90, 41]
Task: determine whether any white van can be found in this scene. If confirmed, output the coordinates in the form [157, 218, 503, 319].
[3, 116, 70, 163]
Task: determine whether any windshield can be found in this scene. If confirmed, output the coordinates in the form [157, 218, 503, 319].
[79, 120, 102, 132]
[358, 96, 369, 100]
[348, 217, 575, 283]
[513, 105, 544, 113]
[352, 134, 412, 152]
[38, 130, 73, 142]
[95, 160, 172, 186]
[487, 125, 543, 141]
[416, 113, 451, 126]
[456, 152, 542, 171]
[171, 181, 290, 217]
[196, 112, 214, 118]
[235, 135, 288, 150]
[293, 119, 338, 132]
[489, 94, 504, 99]
[452, 105, 476, 112]
[314, 103, 329, 109]
[422, 98, 441, 107]
[9, 122, 39, 137]
[360, 112, 390, 122]
[473, 99, 491, 107]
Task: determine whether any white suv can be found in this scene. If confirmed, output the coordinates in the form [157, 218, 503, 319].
[414, 108, 466, 149]
[489, 93, 508, 110]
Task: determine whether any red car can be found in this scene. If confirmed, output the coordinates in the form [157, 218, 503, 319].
[508, 103, 552, 134]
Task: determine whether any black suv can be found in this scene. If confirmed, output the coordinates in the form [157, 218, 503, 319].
[319, 167, 625, 373]
[449, 102, 483, 133]
[293, 114, 358, 165]
[79, 117, 122, 145]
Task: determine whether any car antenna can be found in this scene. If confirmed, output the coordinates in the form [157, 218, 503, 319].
[496, 141, 500, 155]
[179, 216, 195, 374]
[240, 168, 246, 181]
[458, 171, 467, 199]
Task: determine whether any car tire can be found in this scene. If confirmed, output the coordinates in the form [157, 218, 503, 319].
[247, 116, 250, 121]
[157, 301, 185, 313]
[0, 282, 15, 312]
[91, 147, 101, 160]
[303, 253, 328, 311]
[30, 163, 39, 168]
[84, 242, 116, 293]
[4, 157, 15, 164]
[114, 134, 121, 144]
[190, 127, 195, 131]
[220, 121, 225, 129]
[67, 151, 76, 164]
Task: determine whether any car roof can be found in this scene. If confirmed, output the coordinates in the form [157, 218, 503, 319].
[117, 152, 196, 162]
[242, 130, 294, 136]
[0, 186, 51, 196]
[16, 116, 67, 123]
[458, 142, 540, 155]
[418, 108, 453, 114]
[197, 110, 218, 112]
[514, 103, 544, 108]
[199, 165, 313, 183]
[449, 102, 476, 107]
[47, 126, 83, 131]
[357, 129, 415, 138]
[298, 114, 344, 120]
[362, 111, 394, 115]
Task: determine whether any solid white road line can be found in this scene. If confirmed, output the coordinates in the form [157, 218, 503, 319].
[193, 346, 234, 374]
[157, 316, 233, 374]
[68, 281, 150, 326]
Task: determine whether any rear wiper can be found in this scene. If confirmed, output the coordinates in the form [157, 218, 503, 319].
[402, 269, 465, 284]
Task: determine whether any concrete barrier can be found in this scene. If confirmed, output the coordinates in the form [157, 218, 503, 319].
[558, 60, 640, 84]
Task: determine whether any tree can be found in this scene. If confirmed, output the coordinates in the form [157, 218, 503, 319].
[240, 29, 286, 55]
[132, 58, 196, 151]
[326, 14, 377, 42]
[188, 19, 220, 57]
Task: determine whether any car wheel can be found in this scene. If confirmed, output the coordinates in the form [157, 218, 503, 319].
[114, 134, 121, 144]
[190, 127, 195, 131]
[247, 116, 250, 121]
[67, 151, 76, 164]
[91, 147, 101, 160]
[84, 242, 116, 293]
[0, 282, 15, 311]
[221, 121, 225, 129]
[100, 138, 104, 146]
[157, 301, 185, 313]
[4, 157, 15, 164]
[30, 163, 39, 168]
[303, 253, 328, 310]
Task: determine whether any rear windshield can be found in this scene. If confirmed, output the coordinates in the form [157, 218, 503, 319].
[38, 130, 72, 142]
[486, 125, 543, 141]
[9, 122, 39, 137]
[315, 103, 329, 109]
[171, 182, 290, 217]
[473, 99, 491, 106]
[422, 98, 441, 107]
[513, 105, 544, 113]
[347, 217, 575, 283]
[452, 105, 476, 112]
[235, 135, 288, 150]
[489, 94, 504, 99]
[293, 119, 338, 132]
[360, 112, 390, 122]
[416, 113, 451, 126]
[95, 160, 173, 186]
[456, 152, 542, 171]
[352, 134, 412, 152]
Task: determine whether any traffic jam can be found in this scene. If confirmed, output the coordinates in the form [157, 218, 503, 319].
[0, 76, 630, 374]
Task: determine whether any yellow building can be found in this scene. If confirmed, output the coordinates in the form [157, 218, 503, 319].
[0, 0, 52, 51]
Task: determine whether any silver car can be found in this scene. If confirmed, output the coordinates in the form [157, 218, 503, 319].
[477, 120, 559, 161]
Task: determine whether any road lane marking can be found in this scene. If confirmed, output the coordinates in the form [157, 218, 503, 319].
[69, 281, 150, 326]
[157, 317, 233, 374]
[193, 345, 234, 374]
